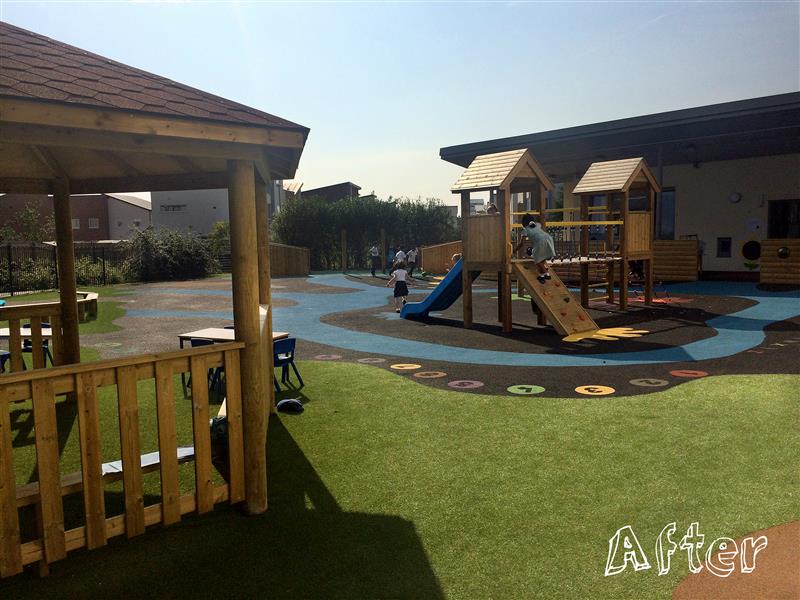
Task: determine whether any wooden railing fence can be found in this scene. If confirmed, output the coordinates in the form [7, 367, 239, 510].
[0, 292, 98, 374]
[0, 342, 245, 578]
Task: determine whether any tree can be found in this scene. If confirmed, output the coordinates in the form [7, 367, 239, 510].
[0, 202, 55, 242]
[271, 194, 459, 270]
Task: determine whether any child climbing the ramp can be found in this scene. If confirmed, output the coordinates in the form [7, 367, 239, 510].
[515, 214, 556, 284]
[386, 261, 411, 312]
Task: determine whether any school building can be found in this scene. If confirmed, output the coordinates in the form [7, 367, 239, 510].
[440, 92, 800, 277]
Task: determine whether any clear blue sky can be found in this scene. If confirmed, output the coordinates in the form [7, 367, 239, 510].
[2, 1, 798, 205]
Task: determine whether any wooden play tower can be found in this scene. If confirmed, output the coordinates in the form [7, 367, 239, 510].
[453, 151, 659, 336]
[571, 157, 659, 310]
[453, 149, 555, 334]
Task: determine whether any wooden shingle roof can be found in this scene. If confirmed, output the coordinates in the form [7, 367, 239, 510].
[572, 157, 660, 194]
[451, 149, 553, 192]
[0, 21, 308, 133]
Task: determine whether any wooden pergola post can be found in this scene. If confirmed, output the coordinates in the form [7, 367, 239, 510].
[340, 228, 347, 272]
[228, 160, 268, 515]
[580, 195, 590, 308]
[460, 191, 473, 328]
[53, 177, 80, 366]
[500, 186, 512, 333]
[255, 179, 276, 415]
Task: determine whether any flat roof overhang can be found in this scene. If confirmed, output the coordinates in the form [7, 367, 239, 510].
[440, 92, 800, 180]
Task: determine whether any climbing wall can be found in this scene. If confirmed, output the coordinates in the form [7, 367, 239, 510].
[512, 261, 598, 335]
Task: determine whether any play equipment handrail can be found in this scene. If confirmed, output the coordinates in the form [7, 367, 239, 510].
[513, 220, 624, 228]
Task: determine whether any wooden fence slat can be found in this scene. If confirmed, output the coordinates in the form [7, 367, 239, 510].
[9, 319, 23, 372]
[116, 366, 145, 537]
[30, 317, 45, 370]
[154, 361, 180, 526]
[50, 314, 64, 366]
[223, 349, 245, 503]
[0, 389, 23, 577]
[30, 379, 67, 563]
[75, 371, 106, 550]
[189, 355, 213, 514]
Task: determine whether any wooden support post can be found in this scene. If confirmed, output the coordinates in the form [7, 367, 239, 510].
[580, 195, 589, 307]
[606, 193, 615, 304]
[255, 179, 276, 415]
[644, 187, 655, 305]
[340, 228, 347, 272]
[460, 191, 472, 328]
[52, 178, 81, 367]
[501, 186, 513, 333]
[227, 159, 267, 515]
[380, 228, 386, 273]
[620, 190, 629, 310]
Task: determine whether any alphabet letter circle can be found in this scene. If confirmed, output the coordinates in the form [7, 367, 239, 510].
[357, 357, 386, 364]
[314, 354, 342, 360]
[448, 380, 484, 390]
[629, 378, 669, 388]
[390, 363, 421, 371]
[413, 371, 447, 379]
[507, 384, 546, 395]
[669, 370, 709, 378]
[575, 385, 615, 396]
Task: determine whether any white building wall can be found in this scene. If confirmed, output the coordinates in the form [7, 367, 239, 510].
[107, 199, 151, 240]
[663, 154, 800, 272]
[152, 182, 283, 235]
[151, 189, 229, 235]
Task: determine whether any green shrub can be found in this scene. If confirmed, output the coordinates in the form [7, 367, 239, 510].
[74, 256, 124, 286]
[123, 228, 219, 281]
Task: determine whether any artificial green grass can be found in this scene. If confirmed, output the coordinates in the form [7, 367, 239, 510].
[1, 363, 797, 599]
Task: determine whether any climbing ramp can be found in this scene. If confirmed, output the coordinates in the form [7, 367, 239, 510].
[512, 260, 598, 336]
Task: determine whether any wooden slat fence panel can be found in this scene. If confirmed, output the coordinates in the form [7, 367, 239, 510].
[0, 342, 246, 577]
[653, 240, 700, 282]
[420, 241, 462, 274]
[761, 239, 800, 285]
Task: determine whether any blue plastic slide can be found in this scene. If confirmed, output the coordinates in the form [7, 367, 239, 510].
[400, 259, 480, 319]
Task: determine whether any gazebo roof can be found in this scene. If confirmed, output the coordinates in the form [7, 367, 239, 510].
[572, 157, 661, 194]
[0, 22, 309, 193]
[451, 148, 553, 193]
[0, 21, 307, 131]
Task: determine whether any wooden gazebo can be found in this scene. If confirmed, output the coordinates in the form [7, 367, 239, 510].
[0, 22, 308, 576]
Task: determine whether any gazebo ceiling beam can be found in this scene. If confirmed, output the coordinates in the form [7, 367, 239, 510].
[69, 171, 229, 194]
[1, 98, 306, 150]
[2, 123, 267, 165]
[0, 177, 53, 194]
[104, 151, 144, 176]
[30, 145, 65, 178]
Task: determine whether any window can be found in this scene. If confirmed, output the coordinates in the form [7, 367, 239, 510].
[71, 218, 80, 230]
[88, 218, 99, 230]
[768, 199, 800, 238]
[656, 189, 676, 240]
[716, 237, 732, 258]
[160, 204, 187, 212]
[133, 219, 141, 228]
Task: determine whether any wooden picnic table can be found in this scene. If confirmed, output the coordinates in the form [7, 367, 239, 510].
[178, 327, 289, 348]
[178, 328, 290, 395]
[0, 326, 54, 340]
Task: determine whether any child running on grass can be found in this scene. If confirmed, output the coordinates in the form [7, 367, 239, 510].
[514, 213, 556, 284]
[386, 261, 411, 312]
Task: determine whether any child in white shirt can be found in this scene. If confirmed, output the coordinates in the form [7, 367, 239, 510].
[386, 262, 410, 312]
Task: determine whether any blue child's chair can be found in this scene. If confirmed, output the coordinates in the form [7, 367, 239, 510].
[21, 322, 54, 367]
[0, 350, 10, 373]
[188, 338, 223, 394]
[273, 338, 303, 392]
